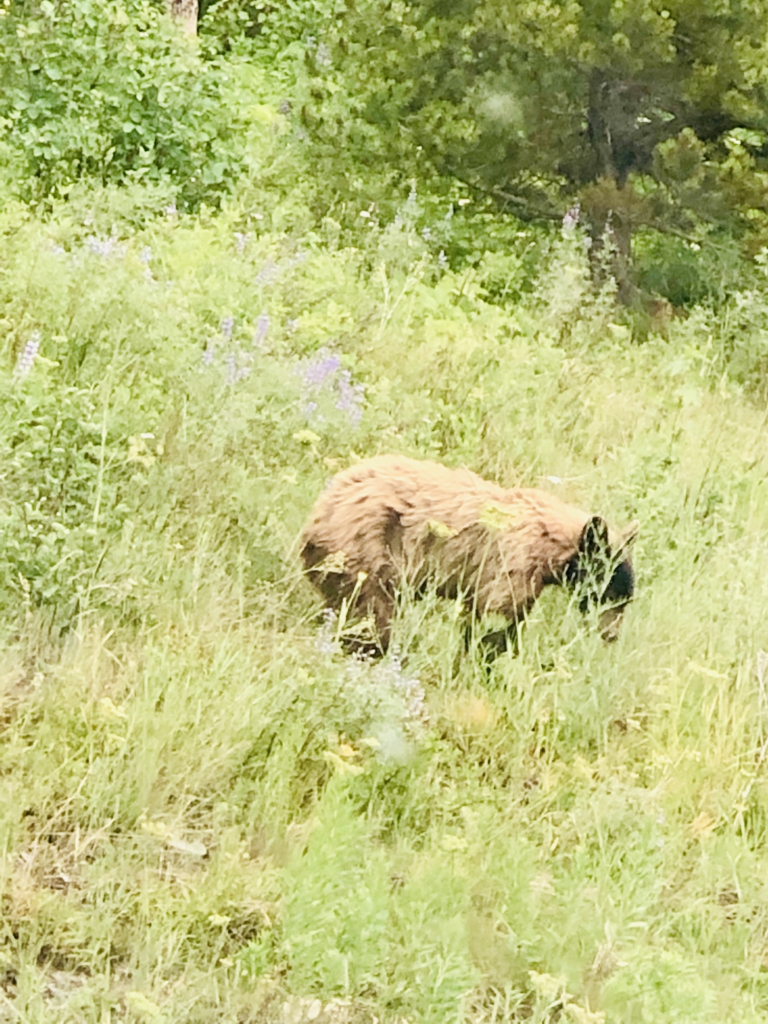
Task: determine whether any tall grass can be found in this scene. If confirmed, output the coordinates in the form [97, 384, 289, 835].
[2, 191, 768, 1023]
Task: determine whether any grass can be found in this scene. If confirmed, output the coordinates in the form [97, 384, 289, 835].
[2, 187, 768, 1023]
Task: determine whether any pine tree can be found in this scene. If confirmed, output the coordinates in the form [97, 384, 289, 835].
[308, 0, 768, 300]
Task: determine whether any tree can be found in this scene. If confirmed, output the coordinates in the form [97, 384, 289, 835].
[304, 0, 768, 302]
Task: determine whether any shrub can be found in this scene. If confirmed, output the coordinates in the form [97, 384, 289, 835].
[0, 0, 247, 206]
[0, 376, 130, 625]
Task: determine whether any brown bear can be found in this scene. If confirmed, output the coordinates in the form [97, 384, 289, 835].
[300, 454, 638, 655]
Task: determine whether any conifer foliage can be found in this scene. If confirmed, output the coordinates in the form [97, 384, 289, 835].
[298, 0, 768, 297]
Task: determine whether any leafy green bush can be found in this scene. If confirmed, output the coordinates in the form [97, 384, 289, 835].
[0, 0, 247, 206]
[0, 377, 130, 625]
[633, 231, 747, 308]
[200, 0, 342, 60]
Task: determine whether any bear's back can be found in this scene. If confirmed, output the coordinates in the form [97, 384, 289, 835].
[302, 454, 589, 576]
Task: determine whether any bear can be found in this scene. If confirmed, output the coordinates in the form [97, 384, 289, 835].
[300, 454, 638, 656]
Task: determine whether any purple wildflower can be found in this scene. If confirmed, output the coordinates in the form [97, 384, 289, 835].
[302, 350, 341, 389]
[224, 353, 237, 386]
[221, 316, 234, 341]
[342, 647, 429, 736]
[316, 608, 338, 655]
[279, 99, 292, 116]
[234, 232, 250, 254]
[254, 314, 270, 347]
[201, 345, 215, 368]
[299, 348, 365, 427]
[375, 650, 429, 727]
[238, 351, 254, 380]
[562, 201, 581, 234]
[335, 369, 365, 426]
[255, 259, 279, 285]
[286, 318, 299, 334]
[15, 331, 41, 379]
[86, 235, 124, 258]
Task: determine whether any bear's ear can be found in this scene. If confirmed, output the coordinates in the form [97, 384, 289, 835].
[615, 520, 640, 553]
[579, 516, 611, 561]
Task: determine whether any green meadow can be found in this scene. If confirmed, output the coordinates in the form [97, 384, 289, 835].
[3, 4, 768, 1022]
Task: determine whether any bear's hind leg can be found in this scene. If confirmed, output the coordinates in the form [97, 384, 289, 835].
[462, 620, 519, 665]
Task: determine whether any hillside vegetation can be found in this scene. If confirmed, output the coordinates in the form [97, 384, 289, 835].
[3, 3, 768, 1023]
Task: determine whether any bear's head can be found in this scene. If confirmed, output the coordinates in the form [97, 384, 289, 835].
[565, 516, 639, 641]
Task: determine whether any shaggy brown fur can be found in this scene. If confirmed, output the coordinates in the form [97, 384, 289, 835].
[300, 455, 638, 653]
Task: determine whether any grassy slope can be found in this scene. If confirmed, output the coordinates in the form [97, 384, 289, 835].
[1, 190, 768, 1024]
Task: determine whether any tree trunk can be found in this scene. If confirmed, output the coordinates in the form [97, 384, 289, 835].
[168, 0, 198, 37]
[585, 72, 643, 305]
[587, 72, 619, 183]
[612, 215, 636, 306]
[590, 208, 639, 306]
